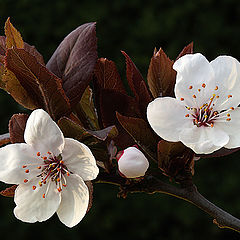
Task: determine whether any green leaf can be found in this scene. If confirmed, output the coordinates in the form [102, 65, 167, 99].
[74, 86, 100, 130]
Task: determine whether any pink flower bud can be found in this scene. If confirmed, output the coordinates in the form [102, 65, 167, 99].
[117, 147, 149, 178]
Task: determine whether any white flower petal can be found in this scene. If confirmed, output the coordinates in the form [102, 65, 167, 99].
[214, 107, 240, 148]
[118, 147, 149, 178]
[57, 174, 89, 228]
[14, 178, 61, 223]
[0, 143, 40, 184]
[179, 126, 229, 154]
[147, 97, 192, 142]
[173, 53, 215, 107]
[210, 56, 240, 110]
[62, 138, 99, 181]
[24, 109, 64, 156]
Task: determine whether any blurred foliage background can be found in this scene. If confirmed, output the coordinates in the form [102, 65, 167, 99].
[0, 0, 240, 239]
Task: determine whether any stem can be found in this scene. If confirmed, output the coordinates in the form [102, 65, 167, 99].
[95, 173, 240, 232]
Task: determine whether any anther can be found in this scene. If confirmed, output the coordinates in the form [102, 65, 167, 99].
[215, 86, 218, 90]
[32, 186, 36, 190]
[42, 194, 45, 198]
[37, 152, 40, 156]
[189, 86, 193, 89]
[198, 89, 201, 92]
[42, 156, 47, 160]
[63, 184, 67, 187]
[24, 179, 28, 183]
[25, 169, 29, 173]
[67, 172, 70, 176]
[39, 181, 42, 187]
[57, 168, 61, 171]
[60, 160, 64, 164]
[37, 166, 41, 169]
[202, 83, 206, 88]
[227, 113, 230, 117]
[57, 178, 60, 182]
[230, 107, 235, 110]
[185, 114, 189, 117]
[57, 187, 62, 192]
[180, 98, 184, 101]
[47, 151, 51, 155]
[22, 165, 27, 168]
[211, 123, 214, 128]
[216, 96, 219, 98]
[228, 95, 232, 98]
[226, 118, 231, 121]
[192, 95, 196, 98]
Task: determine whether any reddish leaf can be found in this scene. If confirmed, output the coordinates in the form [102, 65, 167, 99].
[0, 36, 6, 56]
[100, 89, 141, 149]
[0, 133, 10, 147]
[5, 48, 71, 120]
[47, 23, 98, 106]
[121, 50, 145, 98]
[4, 17, 24, 49]
[116, 112, 159, 156]
[94, 58, 126, 94]
[176, 42, 194, 61]
[196, 147, 240, 158]
[157, 140, 194, 180]
[9, 114, 29, 143]
[147, 48, 176, 98]
[0, 185, 17, 197]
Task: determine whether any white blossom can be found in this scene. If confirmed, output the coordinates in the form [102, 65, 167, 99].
[117, 146, 149, 178]
[147, 53, 240, 154]
[0, 109, 99, 227]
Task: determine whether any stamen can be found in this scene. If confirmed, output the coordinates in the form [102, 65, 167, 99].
[215, 86, 218, 90]
[228, 95, 232, 98]
[180, 98, 184, 101]
[198, 89, 201, 92]
[227, 113, 230, 117]
[185, 114, 189, 117]
[32, 186, 36, 190]
[22, 165, 27, 168]
[25, 169, 29, 173]
[230, 107, 234, 110]
[226, 118, 231, 121]
[42, 194, 45, 198]
[192, 95, 196, 98]
[24, 179, 28, 183]
[189, 86, 193, 89]
[202, 83, 206, 88]
[37, 152, 40, 156]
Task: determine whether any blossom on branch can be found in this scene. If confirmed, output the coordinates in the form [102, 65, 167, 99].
[117, 146, 149, 178]
[0, 109, 99, 227]
[147, 53, 240, 154]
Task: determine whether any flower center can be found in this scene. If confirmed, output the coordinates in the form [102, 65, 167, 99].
[183, 84, 234, 128]
[22, 151, 71, 198]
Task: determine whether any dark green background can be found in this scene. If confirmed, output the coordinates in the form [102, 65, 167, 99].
[0, 0, 240, 239]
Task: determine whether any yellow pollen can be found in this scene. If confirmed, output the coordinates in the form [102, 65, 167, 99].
[37, 152, 40, 156]
[24, 179, 28, 183]
[32, 186, 36, 190]
[185, 114, 189, 117]
[202, 83, 206, 88]
[227, 113, 230, 117]
[192, 95, 196, 98]
[226, 118, 231, 121]
[215, 86, 218, 90]
[25, 169, 29, 173]
[60, 160, 64, 164]
[187, 107, 190, 110]
[42, 194, 45, 198]
[204, 115, 208, 118]
[189, 86, 193, 89]
[228, 95, 232, 98]
[180, 98, 184, 101]
[212, 94, 216, 97]
[39, 181, 42, 187]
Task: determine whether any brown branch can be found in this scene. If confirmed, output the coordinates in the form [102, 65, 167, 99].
[95, 173, 240, 232]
